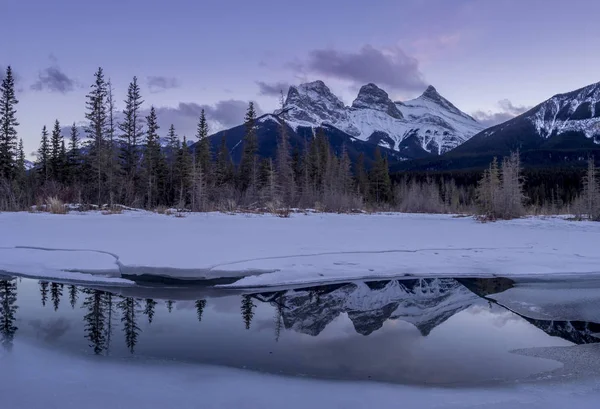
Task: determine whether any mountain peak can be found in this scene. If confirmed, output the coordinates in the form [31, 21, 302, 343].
[421, 85, 442, 101]
[352, 83, 403, 119]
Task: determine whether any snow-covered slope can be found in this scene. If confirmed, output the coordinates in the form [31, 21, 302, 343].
[453, 81, 600, 158]
[281, 81, 484, 156]
[528, 81, 600, 140]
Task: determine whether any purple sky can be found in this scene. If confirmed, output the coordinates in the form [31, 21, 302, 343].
[2, 0, 599, 156]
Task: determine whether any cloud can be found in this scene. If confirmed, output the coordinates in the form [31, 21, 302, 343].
[151, 99, 263, 138]
[472, 99, 532, 128]
[256, 81, 290, 96]
[289, 45, 427, 92]
[147, 76, 181, 93]
[31, 65, 77, 93]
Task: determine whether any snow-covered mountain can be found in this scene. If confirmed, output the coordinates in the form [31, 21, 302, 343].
[280, 81, 484, 156]
[263, 279, 479, 337]
[451, 81, 600, 158]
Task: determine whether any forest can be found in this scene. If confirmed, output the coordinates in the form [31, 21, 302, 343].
[1, 66, 599, 220]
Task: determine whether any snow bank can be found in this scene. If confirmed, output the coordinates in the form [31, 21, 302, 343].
[1, 212, 600, 286]
[1, 341, 599, 409]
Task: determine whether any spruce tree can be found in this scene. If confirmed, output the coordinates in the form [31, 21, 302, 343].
[195, 109, 211, 176]
[166, 124, 179, 202]
[85, 67, 108, 205]
[0, 66, 19, 180]
[50, 119, 62, 180]
[238, 102, 258, 193]
[37, 126, 50, 182]
[15, 138, 26, 183]
[174, 136, 192, 206]
[68, 123, 80, 184]
[143, 106, 161, 207]
[355, 153, 369, 198]
[215, 134, 234, 186]
[106, 79, 118, 205]
[369, 147, 391, 203]
[39, 281, 49, 307]
[119, 77, 144, 192]
[276, 118, 294, 205]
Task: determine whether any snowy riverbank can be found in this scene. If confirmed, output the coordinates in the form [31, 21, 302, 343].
[1, 211, 600, 286]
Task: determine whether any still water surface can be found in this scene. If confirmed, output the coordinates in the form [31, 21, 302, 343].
[1, 275, 599, 386]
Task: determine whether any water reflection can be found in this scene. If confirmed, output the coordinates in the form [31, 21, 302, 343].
[0, 278, 18, 351]
[3, 275, 600, 384]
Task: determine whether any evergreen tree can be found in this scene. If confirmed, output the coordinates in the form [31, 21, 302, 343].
[241, 295, 256, 330]
[274, 299, 284, 342]
[581, 157, 600, 220]
[238, 102, 258, 194]
[0, 66, 19, 180]
[166, 124, 180, 202]
[68, 285, 78, 309]
[143, 299, 157, 324]
[82, 289, 107, 355]
[15, 138, 26, 183]
[68, 123, 80, 184]
[215, 134, 234, 187]
[118, 296, 141, 353]
[104, 293, 114, 355]
[276, 118, 294, 205]
[106, 79, 118, 205]
[85, 67, 108, 205]
[39, 281, 49, 307]
[0, 279, 18, 351]
[174, 136, 192, 206]
[37, 126, 50, 182]
[50, 282, 63, 311]
[195, 299, 206, 323]
[50, 120, 63, 180]
[119, 77, 144, 194]
[143, 106, 161, 207]
[59, 139, 67, 182]
[369, 147, 392, 203]
[166, 300, 174, 313]
[355, 153, 369, 198]
[195, 109, 211, 176]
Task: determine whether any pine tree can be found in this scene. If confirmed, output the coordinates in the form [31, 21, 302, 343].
[195, 109, 211, 176]
[276, 118, 294, 206]
[0, 66, 19, 180]
[50, 120, 62, 180]
[355, 153, 369, 198]
[166, 300, 174, 313]
[166, 124, 180, 202]
[85, 67, 108, 205]
[119, 77, 144, 194]
[174, 136, 192, 207]
[37, 126, 50, 182]
[106, 79, 118, 206]
[581, 157, 599, 221]
[15, 138, 26, 183]
[59, 139, 67, 183]
[369, 147, 391, 203]
[68, 123, 80, 184]
[143, 106, 161, 207]
[238, 102, 258, 194]
[215, 134, 234, 186]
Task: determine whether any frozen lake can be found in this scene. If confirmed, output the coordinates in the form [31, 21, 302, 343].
[2, 274, 600, 389]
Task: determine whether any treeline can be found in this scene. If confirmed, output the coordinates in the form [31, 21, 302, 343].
[1, 65, 599, 219]
[0, 66, 395, 213]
